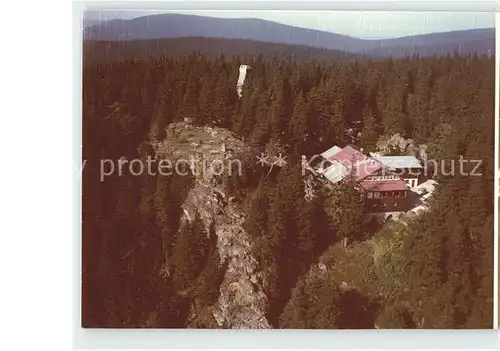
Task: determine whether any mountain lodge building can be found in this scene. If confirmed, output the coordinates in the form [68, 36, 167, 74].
[316, 145, 423, 213]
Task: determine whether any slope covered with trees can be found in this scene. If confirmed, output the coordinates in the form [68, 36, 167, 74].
[83, 37, 359, 64]
[82, 43, 494, 328]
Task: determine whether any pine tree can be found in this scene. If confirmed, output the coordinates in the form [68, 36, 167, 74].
[178, 74, 201, 123]
[360, 106, 381, 152]
[280, 275, 342, 329]
[269, 77, 288, 141]
[211, 72, 233, 128]
[171, 218, 210, 292]
[375, 304, 409, 328]
[279, 277, 309, 328]
[445, 221, 474, 326]
[288, 93, 312, 153]
[325, 182, 364, 247]
[406, 67, 433, 143]
[250, 92, 271, 146]
[149, 84, 174, 141]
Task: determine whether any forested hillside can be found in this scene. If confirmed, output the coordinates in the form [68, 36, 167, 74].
[82, 43, 494, 328]
[83, 37, 358, 64]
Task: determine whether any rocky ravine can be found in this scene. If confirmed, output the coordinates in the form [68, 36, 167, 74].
[153, 121, 271, 329]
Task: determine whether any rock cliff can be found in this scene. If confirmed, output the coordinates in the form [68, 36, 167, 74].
[153, 121, 271, 328]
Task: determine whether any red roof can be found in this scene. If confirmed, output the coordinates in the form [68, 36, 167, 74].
[360, 179, 408, 192]
[329, 145, 382, 181]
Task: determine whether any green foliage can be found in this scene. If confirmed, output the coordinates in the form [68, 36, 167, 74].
[375, 304, 409, 329]
[280, 276, 342, 329]
[82, 50, 493, 329]
[195, 248, 227, 307]
[171, 218, 211, 292]
[324, 182, 364, 244]
[288, 93, 313, 154]
[360, 115, 380, 153]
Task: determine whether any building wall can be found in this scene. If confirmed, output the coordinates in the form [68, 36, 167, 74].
[403, 177, 419, 188]
[363, 191, 410, 213]
[398, 167, 421, 188]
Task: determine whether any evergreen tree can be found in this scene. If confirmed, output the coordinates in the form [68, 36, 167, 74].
[288, 93, 312, 153]
[375, 304, 409, 329]
[360, 106, 381, 152]
[178, 74, 201, 122]
[280, 275, 342, 329]
[325, 182, 364, 247]
[171, 218, 210, 292]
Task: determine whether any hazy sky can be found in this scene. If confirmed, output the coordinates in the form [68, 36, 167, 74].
[85, 11, 494, 39]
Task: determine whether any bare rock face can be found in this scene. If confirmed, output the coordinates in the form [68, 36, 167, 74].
[154, 122, 271, 329]
[211, 203, 270, 328]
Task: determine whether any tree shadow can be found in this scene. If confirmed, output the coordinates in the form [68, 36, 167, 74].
[354, 218, 384, 242]
[338, 289, 380, 329]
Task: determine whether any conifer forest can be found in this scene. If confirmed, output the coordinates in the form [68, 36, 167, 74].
[82, 38, 494, 329]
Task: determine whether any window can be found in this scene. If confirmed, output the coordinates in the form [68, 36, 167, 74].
[367, 192, 373, 199]
[374, 192, 381, 199]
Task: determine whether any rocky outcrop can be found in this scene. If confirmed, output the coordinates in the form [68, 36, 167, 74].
[211, 201, 270, 328]
[154, 121, 271, 329]
[374, 133, 427, 160]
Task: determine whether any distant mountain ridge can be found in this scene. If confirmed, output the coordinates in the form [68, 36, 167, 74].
[84, 13, 495, 58]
